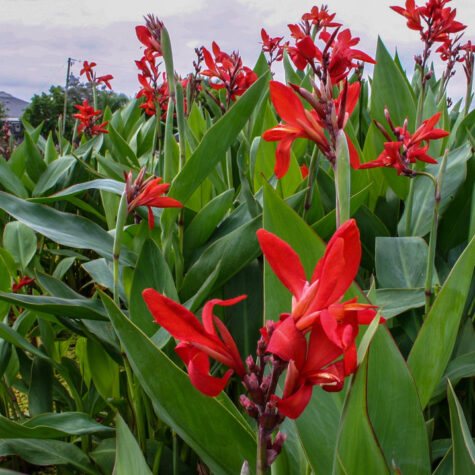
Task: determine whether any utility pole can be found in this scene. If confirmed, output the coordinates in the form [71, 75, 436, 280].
[62, 57, 72, 135]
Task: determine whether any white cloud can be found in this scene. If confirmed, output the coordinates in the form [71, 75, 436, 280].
[1, 0, 208, 27]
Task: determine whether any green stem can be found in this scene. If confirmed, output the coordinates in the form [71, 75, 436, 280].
[424, 150, 448, 315]
[302, 146, 320, 221]
[113, 192, 128, 305]
[226, 148, 233, 189]
[335, 130, 351, 228]
[463, 76, 473, 118]
[92, 81, 98, 111]
[405, 178, 415, 236]
[124, 358, 146, 451]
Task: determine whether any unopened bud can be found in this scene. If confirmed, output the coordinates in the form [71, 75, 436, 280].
[240, 395, 259, 419]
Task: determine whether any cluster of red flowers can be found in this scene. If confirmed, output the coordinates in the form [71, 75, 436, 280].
[201, 42, 258, 108]
[79, 61, 114, 89]
[143, 219, 383, 420]
[263, 79, 361, 178]
[359, 109, 449, 175]
[12, 276, 35, 292]
[72, 100, 108, 136]
[262, 6, 375, 179]
[391, 0, 466, 46]
[260, 29, 287, 67]
[135, 18, 191, 117]
[124, 167, 182, 229]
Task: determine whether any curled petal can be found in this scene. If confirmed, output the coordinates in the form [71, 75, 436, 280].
[271, 383, 313, 419]
[268, 316, 307, 368]
[175, 344, 233, 397]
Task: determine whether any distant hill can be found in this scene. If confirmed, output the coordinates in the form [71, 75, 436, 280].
[0, 91, 30, 119]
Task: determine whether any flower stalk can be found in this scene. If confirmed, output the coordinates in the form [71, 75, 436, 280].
[424, 149, 449, 315]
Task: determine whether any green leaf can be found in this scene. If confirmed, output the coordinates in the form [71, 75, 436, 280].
[87, 338, 120, 400]
[0, 292, 107, 320]
[30, 178, 124, 204]
[161, 74, 269, 228]
[433, 352, 475, 401]
[129, 240, 178, 337]
[113, 414, 152, 475]
[32, 156, 76, 197]
[0, 439, 98, 474]
[447, 380, 475, 472]
[0, 412, 113, 438]
[371, 37, 416, 130]
[0, 158, 28, 198]
[180, 216, 262, 302]
[101, 292, 256, 474]
[106, 122, 140, 168]
[334, 356, 390, 475]
[375, 237, 438, 288]
[3, 221, 37, 270]
[24, 130, 47, 182]
[29, 356, 53, 416]
[183, 189, 234, 261]
[0, 192, 136, 266]
[408, 235, 475, 408]
[367, 328, 431, 474]
[374, 288, 425, 318]
[398, 144, 472, 236]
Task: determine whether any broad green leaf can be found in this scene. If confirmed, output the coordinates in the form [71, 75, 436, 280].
[29, 178, 124, 204]
[367, 328, 431, 474]
[183, 189, 234, 261]
[87, 338, 120, 400]
[398, 144, 472, 236]
[3, 221, 37, 270]
[408, 235, 475, 408]
[129, 240, 178, 337]
[0, 158, 28, 198]
[101, 292, 256, 474]
[374, 288, 425, 318]
[91, 439, 116, 475]
[106, 122, 140, 168]
[371, 38, 416, 129]
[82, 258, 127, 303]
[0, 439, 98, 474]
[32, 155, 76, 197]
[0, 292, 107, 320]
[24, 130, 47, 182]
[179, 216, 262, 302]
[29, 356, 53, 416]
[334, 357, 390, 475]
[0, 192, 136, 266]
[433, 352, 475, 401]
[113, 414, 152, 475]
[375, 237, 438, 288]
[44, 131, 58, 164]
[447, 380, 475, 473]
[161, 74, 269, 229]
[0, 412, 113, 438]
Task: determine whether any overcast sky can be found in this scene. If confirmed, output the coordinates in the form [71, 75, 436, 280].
[1, 0, 474, 104]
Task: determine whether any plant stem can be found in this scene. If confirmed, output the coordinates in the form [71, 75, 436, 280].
[302, 146, 320, 221]
[424, 150, 448, 315]
[335, 130, 351, 228]
[113, 192, 128, 305]
[257, 427, 268, 475]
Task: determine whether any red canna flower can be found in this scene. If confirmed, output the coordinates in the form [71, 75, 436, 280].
[125, 167, 182, 229]
[72, 100, 108, 136]
[80, 61, 97, 82]
[257, 219, 378, 338]
[263, 80, 361, 178]
[262, 81, 330, 178]
[201, 42, 257, 106]
[317, 28, 376, 84]
[359, 111, 449, 175]
[97, 74, 114, 90]
[302, 5, 342, 30]
[143, 290, 247, 397]
[300, 164, 309, 179]
[260, 28, 286, 65]
[12, 276, 35, 292]
[266, 316, 346, 418]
